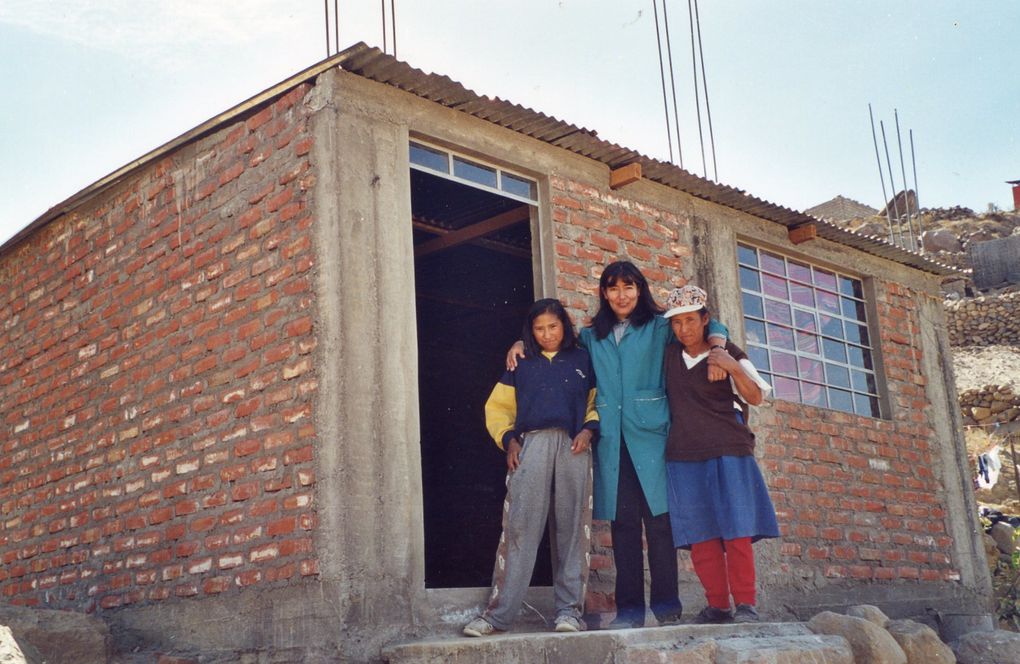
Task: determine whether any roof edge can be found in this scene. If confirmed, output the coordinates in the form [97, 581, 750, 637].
[0, 44, 375, 258]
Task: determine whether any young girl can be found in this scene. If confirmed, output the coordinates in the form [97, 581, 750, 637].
[661, 285, 780, 624]
[463, 298, 599, 636]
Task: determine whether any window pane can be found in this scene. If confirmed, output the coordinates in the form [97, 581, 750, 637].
[790, 281, 814, 307]
[501, 172, 536, 200]
[767, 324, 795, 351]
[737, 243, 878, 418]
[847, 345, 874, 371]
[770, 350, 797, 376]
[740, 266, 761, 292]
[817, 290, 840, 315]
[765, 299, 792, 325]
[761, 251, 786, 276]
[796, 331, 819, 354]
[814, 267, 837, 291]
[762, 274, 788, 299]
[820, 314, 844, 339]
[789, 260, 812, 283]
[829, 388, 854, 413]
[748, 345, 769, 371]
[822, 338, 847, 363]
[845, 322, 869, 346]
[453, 156, 498, 188]
[851, 369, 877, 394]
[746, 319, 766, 345]
[738, 244, 758, 267]
[840, 276, 863, 299]
[794, 309, 817, 333]
[825, 363, 851, 389]
[802, 382, 827, 407]
[841, 297, 867, 321]
[774, 376, 800, 401]
[798, 357, 824, 382]
[743, 292, 764, 319]
[409, 142, 449, 172]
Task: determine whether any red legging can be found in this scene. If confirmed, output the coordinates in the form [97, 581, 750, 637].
[689, 537, 755, 609]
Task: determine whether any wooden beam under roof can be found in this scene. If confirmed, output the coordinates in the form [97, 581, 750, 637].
[412, 219, 530, 259]
[414, 206, 531, 258]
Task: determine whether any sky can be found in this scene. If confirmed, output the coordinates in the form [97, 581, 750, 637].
[1, 1, 1017, 247]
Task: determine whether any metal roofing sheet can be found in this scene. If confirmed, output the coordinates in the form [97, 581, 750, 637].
[1, 40, 956, 277]
[334, 43, 954, 276]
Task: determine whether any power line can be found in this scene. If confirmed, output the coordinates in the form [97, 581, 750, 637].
[661, 1, 684, 169]
[692, 0, 717, 181]
[324, 0, 330, 57]
[686, 0, 707, 178]
[652, 1, 675, 164]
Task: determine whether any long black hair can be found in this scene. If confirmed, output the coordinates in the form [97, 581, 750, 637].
[522, 298, 578, 357]
[590, 261, 665, 340]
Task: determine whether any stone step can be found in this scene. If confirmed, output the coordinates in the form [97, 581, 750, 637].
[382, 623, 819, 664]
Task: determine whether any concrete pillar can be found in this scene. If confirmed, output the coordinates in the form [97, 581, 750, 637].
[309, 68, 426, 657]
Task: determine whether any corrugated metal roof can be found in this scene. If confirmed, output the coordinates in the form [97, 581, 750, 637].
[1, 41, 957, 276]
[333, 43, 955, 276]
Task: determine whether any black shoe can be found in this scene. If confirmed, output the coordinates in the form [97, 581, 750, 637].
[733, 604, 759, 623]
[654, 609, 683, 626]
[606, 614, 643, 630]
[693, 606, 733, 624]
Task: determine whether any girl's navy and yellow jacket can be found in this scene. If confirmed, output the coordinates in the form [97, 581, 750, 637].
[485, 346, 599, 450]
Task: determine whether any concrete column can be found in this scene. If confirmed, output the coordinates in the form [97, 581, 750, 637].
[309, 69, 426, 654]
[916, 289, 993, 602]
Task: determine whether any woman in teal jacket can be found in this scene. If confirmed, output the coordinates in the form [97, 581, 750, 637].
[579, 262, 726, 628]
[511, 261, 726, 628]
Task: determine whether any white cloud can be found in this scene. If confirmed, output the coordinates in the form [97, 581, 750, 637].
[0, 0, 302, 68]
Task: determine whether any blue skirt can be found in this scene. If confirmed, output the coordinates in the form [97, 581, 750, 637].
[666, 455, 780, 549]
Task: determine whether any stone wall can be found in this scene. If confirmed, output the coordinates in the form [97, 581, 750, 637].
[945, 291, 1020, 347]
[960, 385, 1020, 427]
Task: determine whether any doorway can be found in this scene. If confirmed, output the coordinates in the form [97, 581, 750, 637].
[409, 142, 552, 588]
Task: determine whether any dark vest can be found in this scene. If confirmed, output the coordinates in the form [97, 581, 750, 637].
[664, 340, 756, 461]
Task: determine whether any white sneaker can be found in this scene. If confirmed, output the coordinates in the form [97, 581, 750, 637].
[463, 617, 497, 637]
[554, 615, 585, 632]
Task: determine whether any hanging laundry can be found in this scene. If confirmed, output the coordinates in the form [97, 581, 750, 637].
[976, 446, 1003, 490]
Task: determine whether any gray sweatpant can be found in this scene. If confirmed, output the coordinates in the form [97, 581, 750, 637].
[482, 428, 594, 630]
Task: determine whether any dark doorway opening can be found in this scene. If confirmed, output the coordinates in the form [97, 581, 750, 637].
[411, 166, 553, 589]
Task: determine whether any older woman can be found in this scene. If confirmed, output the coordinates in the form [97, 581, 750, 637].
[661, 285, 779, 624]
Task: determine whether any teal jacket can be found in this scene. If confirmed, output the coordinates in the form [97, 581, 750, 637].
[580, 316, 727, 520]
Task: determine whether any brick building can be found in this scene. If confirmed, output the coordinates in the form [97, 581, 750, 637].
[0, 43, 990, 660]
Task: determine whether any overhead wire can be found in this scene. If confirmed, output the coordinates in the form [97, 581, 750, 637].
[686, 0, 707, 178]
[660, 1, 684, 169]
[324, 0, 330, 57]
[692, 0, 718, 181]
[652, 1, 676, 164]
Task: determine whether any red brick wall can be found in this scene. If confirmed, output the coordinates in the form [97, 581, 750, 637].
[548, 177, 958, 612]
[0, 84, 320, 611]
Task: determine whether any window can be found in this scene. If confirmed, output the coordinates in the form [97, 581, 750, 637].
[738, 243, 881, 418]
[409, 140, 538, 204]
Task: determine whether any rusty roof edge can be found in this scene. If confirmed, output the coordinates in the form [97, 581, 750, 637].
[0, 45, 373, 258]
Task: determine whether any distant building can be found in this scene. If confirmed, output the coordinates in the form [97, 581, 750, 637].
[0, 43, 990, 660]
[805, 195, 878, 223]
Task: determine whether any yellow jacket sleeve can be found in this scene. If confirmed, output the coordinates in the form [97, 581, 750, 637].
[484, 382, 517, 451]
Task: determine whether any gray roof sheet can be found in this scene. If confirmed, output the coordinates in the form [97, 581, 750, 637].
[1, 42, 957, 276]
